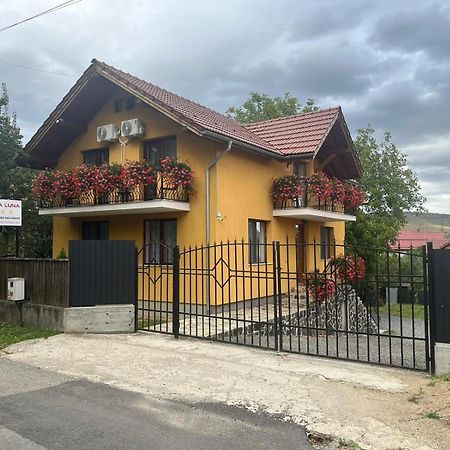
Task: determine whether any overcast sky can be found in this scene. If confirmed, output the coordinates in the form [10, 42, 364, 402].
[1, 0, 449, 212]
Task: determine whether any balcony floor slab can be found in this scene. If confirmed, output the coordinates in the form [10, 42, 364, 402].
[273, 207, 356, 222]
[39, 200, 190, 217]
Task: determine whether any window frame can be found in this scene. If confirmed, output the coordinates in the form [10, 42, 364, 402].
[114, 98, 123, 113]
[82, 221, 109, 240]
[82, 148, 109, 166]
[143, 136, 177, 169]
[320, 226, 333, 260]
[144, 219, 177, 265]
[248, 219, 267, 264]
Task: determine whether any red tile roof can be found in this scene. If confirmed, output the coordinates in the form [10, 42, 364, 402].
[24, 59, 359, 170]
[94, 60, 343, 157]
[391, 231, 450, 250]
[244, 108, 340, 155]
[94, 60, 278, 155]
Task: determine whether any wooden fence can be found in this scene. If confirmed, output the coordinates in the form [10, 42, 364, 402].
[0, 258, 69, 307]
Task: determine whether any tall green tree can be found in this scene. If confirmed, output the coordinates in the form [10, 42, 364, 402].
[226, 92, 318, 123]
[346, 128, 425, 249]
[0, 84, 52, 257]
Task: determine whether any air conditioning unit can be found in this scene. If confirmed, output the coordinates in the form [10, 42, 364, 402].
[97, 124, 119, 143]
[121, 118, 144, 138]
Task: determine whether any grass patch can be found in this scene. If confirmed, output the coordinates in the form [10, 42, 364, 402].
[378, 304, 424, 320]
[408, 388, 424, 404]
[137, 319, 164, 329]
[428, 375, 450, 387]
[425, 410, 441, 420]
[0, 322, 58, 349]
[338, 439, 362, 449]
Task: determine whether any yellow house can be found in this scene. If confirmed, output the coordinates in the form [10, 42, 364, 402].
[24, 59, 362, 279]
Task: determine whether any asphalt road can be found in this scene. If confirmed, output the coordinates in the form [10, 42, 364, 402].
[0, 359, 313, 450]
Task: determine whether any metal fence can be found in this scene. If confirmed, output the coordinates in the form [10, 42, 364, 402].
[137, 240, 430, 371]
[69, 240, 137, 307]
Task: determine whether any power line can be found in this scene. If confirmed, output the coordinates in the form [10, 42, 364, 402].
[0, 60, 77, 77]
[0, 0, 83, 33]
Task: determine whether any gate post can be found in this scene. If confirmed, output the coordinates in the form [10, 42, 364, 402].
[272, 242, 279, 351]
[275, 241, 283, 352]
[173, 245, 180, 339]
[426, 242, 435, 373]
[427, 242, 450, 375]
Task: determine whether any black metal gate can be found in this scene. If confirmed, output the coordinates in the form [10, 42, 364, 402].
[137, 240, 431, 371]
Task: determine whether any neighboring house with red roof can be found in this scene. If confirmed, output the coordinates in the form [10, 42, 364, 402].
[391, 230, 450, 250]
[23, 59, 363, 272]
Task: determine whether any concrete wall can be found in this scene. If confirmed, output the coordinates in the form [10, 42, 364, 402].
[0, 300, 134, 334]
[434, 343, 450, 376]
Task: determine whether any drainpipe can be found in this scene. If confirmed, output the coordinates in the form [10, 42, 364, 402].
[205, 139, 233, 311]
[206, 139, 233, 245]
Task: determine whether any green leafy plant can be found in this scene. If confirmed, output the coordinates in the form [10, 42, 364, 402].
[56, 248, 67, 259]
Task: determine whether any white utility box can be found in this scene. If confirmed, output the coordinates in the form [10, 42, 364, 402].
[7, 277, 25, 301]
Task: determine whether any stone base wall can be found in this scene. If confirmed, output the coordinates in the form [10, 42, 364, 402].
[222, 288, 378, 339]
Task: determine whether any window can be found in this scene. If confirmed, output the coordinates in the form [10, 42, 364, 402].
[248, 220, 267, 263]
[144, 137, 176, 169]
[82, 221, 109, 240]
[293, 161, 307, 207]
[114, 98, 123, 113]
[293, 161, 307, 177]
[144, 219, 177, 264]
[320, 226, 333, 260]
[126, 96, 136, 110]
[83, 148, 109, 166]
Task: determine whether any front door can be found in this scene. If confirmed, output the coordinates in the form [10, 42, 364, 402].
[296, 223, 306, 278]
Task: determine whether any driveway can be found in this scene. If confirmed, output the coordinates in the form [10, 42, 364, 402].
[0, 359, 312, 450]
[3, 332, 449, 449]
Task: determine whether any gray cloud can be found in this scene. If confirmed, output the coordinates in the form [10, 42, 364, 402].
[370, 3, 450, 58]
[0, 0, 449, 212]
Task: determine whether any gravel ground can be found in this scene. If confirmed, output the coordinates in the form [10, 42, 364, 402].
[192, 314, 428, 370]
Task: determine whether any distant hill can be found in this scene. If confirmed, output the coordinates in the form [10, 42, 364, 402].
[404, 212, 450, 237]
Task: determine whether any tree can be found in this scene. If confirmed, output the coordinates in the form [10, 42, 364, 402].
[346, 127, 425, 249]
[0, 84, 52, 257]
[226, 92, 318, 123]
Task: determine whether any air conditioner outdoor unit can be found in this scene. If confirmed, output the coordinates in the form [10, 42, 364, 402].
[97, 124, 119, 143]
[121, 118, 144, 138]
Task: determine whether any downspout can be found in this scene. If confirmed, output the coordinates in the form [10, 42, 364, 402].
[205, 139, 233, 311]
[206, 139, 233, 245]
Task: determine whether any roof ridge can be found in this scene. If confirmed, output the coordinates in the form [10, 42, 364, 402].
[244, 107, 341, 127]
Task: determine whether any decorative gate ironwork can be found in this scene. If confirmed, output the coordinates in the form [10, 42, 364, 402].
[137, 240, 431, 371]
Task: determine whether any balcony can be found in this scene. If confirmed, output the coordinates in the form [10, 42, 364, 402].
[34, 159, 192, 218]
[271, 174, 364, 222]
[38, 180, 190, 217]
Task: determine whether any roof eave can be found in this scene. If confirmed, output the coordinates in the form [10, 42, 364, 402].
[201, 130, 283, 159]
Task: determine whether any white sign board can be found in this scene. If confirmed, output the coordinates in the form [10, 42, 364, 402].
[0, 199, 22, 226]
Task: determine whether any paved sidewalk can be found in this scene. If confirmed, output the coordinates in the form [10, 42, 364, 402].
[3, 332, 448, 449]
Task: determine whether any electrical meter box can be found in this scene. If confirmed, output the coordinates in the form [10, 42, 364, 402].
[7, 277, 25, 301]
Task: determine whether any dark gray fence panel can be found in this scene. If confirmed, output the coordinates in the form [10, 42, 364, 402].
[69, 241, 137, 307]
[0, 258, 69, 307]
[430, 248, 450, 344]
